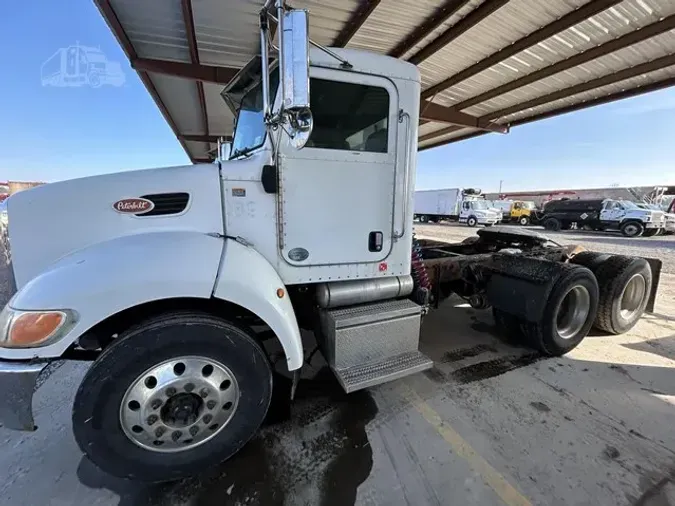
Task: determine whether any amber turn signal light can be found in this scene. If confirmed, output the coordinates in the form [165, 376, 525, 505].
[9, 312, 65, 347]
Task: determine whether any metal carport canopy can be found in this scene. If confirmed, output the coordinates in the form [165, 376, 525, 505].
[95, 0, 675, 163]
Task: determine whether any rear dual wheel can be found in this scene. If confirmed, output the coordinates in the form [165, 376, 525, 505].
[493, 264, 598, 356]
[72, 312, 273, 482]
[593, 255, 652, 334]
[572, 252, 652, 334]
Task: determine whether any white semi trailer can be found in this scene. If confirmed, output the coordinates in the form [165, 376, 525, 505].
[414, 188, 502, 227]
[0, 1, 662, 482]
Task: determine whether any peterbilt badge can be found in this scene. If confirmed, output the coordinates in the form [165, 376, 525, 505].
[112, 198, 154, 214]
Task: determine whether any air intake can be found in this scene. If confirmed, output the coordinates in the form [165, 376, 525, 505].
[138, 193, 190, 216]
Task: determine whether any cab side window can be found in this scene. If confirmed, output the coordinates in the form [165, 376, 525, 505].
[306, 79, 389, 153]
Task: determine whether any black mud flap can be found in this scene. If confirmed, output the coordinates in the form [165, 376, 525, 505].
[644, 257, 662, 313]
[484, 255, 563, 323]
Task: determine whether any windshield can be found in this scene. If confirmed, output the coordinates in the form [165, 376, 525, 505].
[230, 70, 279, 158]
[471, 200, 489, 210]
[523, 202, 535, 209]
[621, 201, 640, 210]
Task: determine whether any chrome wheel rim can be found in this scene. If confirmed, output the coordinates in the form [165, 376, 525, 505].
[120, 356, 239, 453]
[555, 285, 591, 339]
[619, 273, 646, 320]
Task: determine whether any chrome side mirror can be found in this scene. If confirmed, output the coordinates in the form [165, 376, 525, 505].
[279, 8, 313, 148]
[280, 9, 310, 112]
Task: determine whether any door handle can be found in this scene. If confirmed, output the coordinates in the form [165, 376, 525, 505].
[393, 109, 411, 239]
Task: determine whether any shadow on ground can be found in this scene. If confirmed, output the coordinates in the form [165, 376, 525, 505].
[77, 368, 378, 506]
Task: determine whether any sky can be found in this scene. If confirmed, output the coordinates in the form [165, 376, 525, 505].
[1, 0, 674, 193]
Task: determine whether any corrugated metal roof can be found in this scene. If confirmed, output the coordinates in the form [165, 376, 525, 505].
[95, 0, 675, 161]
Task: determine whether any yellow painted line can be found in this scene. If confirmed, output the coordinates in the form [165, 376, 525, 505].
[402, 384, 532, 506]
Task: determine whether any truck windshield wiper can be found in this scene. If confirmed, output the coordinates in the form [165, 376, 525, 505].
[230, 149, 253, 159]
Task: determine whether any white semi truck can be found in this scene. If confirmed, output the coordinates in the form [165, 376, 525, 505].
[414, 188, 502, 226]
[0, 1, 662, 482]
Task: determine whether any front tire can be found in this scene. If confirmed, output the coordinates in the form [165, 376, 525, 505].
[72, 312, 273, 482]
[621, 221, 644, 237]
[519, 216, 530, 226]
[419, 215, 429, 223]
[467, 216, 477, 227]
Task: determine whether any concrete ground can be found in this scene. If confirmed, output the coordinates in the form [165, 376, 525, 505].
[1, 223, 675, 506]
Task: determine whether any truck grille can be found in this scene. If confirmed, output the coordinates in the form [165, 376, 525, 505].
[138, 193, 190, 217]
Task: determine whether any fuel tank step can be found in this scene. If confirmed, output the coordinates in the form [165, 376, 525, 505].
[332, 350, 433, 393]
[318, 298, 432, 393]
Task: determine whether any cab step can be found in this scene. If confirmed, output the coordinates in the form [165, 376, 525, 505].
[333, 350, 433, 393]
[319, 298, 432, 393]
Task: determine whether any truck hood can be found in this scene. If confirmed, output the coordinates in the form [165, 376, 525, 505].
[5, 163, 223, 288]
[627, 209, 664, 221]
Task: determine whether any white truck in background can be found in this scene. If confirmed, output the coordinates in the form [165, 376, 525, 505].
[414, 188, 501, 227]
[0, 0, 662, 483]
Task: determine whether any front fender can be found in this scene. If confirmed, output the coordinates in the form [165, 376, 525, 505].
[213, 239, 303, 371]
[0, 231, 223, 360]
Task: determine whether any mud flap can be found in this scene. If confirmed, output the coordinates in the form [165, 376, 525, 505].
[484, 255, 563, 323]
[644, 257, 662, 313]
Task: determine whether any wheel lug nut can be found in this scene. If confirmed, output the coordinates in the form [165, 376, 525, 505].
[203, 414, 213, 424]
[199, 388, 209, 398]
[147, 414, 158, 425]
[166, 387, 177, 396]
[207, 400, 216, 410]
[184, 383, 195, 393]
[189, 426, 199, 436]
[171, 431, 182, 442]
[151, 399, 162, 410]
[155, 427, 166, 437]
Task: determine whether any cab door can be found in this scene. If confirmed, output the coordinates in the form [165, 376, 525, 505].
[279, 68, 399, 266]
[600, 201, 622, 223]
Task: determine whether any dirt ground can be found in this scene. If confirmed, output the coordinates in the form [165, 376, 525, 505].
[1, 223, 674, 506]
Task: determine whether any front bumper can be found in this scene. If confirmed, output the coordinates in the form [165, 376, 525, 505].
[479, 217, 501, 225]
[0, 360, 48, 430]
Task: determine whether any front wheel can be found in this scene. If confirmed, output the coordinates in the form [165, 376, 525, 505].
[621, 221, 644, 237]
[72, 312, 273, 482]
[467, 216, 477, 227]
[519, 216, 530, 226]
[419, 215, 429, 223]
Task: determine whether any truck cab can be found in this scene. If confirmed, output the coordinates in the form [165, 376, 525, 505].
[510, 200, 536, 225]
[459, 198, 502, 227]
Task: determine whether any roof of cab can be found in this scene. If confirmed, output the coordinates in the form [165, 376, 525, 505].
[94, 0, 675, 163]
[310, 47, 420, 83]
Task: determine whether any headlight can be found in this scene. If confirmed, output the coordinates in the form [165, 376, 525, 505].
[644, 215, 651, 222]
[0, 305, 77, 348]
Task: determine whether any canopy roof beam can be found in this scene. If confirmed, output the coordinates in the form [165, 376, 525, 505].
[388, 0, 472, 58]
[333, 0, 382, 47]
[407, 0, 511, 65]
[449, 14, 675, 112]
[421, 0, 625, 100]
